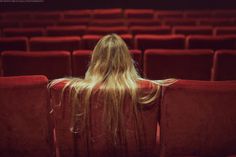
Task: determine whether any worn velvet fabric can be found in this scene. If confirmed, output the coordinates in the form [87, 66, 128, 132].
[0, 75, 54, 157]
[144, 49, 214, 80]
[160, 80, 236, 157]
[50, 79, 160, 157]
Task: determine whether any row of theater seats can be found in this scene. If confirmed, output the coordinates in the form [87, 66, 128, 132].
[1, 49, 236, 81]
[1, 75, 236, 157]
[0, 35, 236, 51]
[1, 26, 236, 37]
[1, 9, 236, 20]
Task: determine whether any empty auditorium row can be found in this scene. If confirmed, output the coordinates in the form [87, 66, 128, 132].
[1, 26, 236, 37]
[1, 35, 236, 51]
[0, 49, 235, 81]
[1, 75, 236, 157]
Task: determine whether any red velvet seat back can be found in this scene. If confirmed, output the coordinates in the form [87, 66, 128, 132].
[50, 79, 160, 157]
[0, 37, 28, 52]
[213, 50, 236, 81]
[160, 80, 236, 157]
[2, 51, 71, 79]
[3, 28, 45, 37]
[0, 75, 54, 157]
[144, 49, 213, 80]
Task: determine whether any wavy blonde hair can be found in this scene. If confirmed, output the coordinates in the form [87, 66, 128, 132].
[50, 34, 170, 156]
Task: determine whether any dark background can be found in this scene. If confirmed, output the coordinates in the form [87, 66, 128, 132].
[1, 0, 236, 11]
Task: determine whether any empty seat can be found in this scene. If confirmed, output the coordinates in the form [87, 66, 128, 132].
[184, 11, 213, 18]
[213, 50, 236, 80]
[163, 18, 197, 26]
[0, 20, 20, 28]
[124, 9, 155, 19]
[155, 10, 184, 19]
[2, 51, 71, 79]
[93, 8, 123, 19]
[215, 27, 236, 35]
[72, 49, 142, 77]
[86, 26, 129, 35]
[126, 19, 162, 26]
[0, 37, 28, 52]
[3, 28, 44, 37]
[57, 19, 90, 26]
[135, 35, 186, 50]
[199, 18, 235, 26]
[2, 12, 31, 21]
[130, 26, 171, 35]
[173, 26, 213, 35]
[21, 20, 56, 28]
[32, 12, 62, 20]
[29, 36, 81, 51]
[49, 78, 160, 157]
[160, 80, 236, 157]
[63, 10, 92, 19]
[46, 26, 87, 36]
[213, 10, 236, 18]
[0, 75, 54, 157]
[144, 49, 213, 80]
[89, 19, 125, 26]
[187, 35, 235, 50]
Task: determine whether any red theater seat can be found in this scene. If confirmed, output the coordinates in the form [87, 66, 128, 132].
[86, 26, 129, 35]
[2, 51, 71, 79]
[160, 80, 236, 157]
[126, 19, 162, 26]
[57, 19, 90, 26]
[187, 35, 235, 50]
[3, 28, 45, 37]
[213, 50, 236, 80]
[89, 19, 125, 26]
[130, 26, 171, 35]
[144, 49, 213, 80]
[163, 18, 197, 26]
[32, 12, 62, 20]
[155, 10, 184, 19]
[46, 26, 87, 36]
[21, 20, 56, 28]
[50, 78, 160, 157]
[82, 34, 133, 49]
[63, 10, 92, 19]
[173, 26, 213, 35]
[0, 37, 28, 52]
[0, 20, 20, 28]
[2, 12, 31, 20]
[72, 49, 142, 77]
[0, 75, 54, 157]
[93, 8, 123, 19]
[135, 35, 186, 50]
[29, 36, 81, 51]
[213, 10, 236, 18]
[214, 27, 236, 35]
[199, 18, 235, 26]
[184, 11, 213, 18]
[124, 9, 155, 19]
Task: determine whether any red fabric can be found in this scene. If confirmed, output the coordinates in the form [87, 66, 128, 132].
[32, 12, 61, 20]
[124, 9, 154, 19]
[0, 37, 28, 52]
[130, 26, 171, 35]
[86, 26, 129, 35]
[184, 11, 212, 18]
[57, 18, 90, 26]
[0, 75, 54, 157]
[161, 80, 236, 157]
[155, 11, 184, 19]
[3, 28, 45, 37]
[0, 20, 19, 28]
[163, 18, 197, 26]
[50, 79, 160, 157]
[72, 49, 142, 77]
[21, 20, 56, 28]
[187, 35, 235, 50]
[135, 35, 186, 50]
[90, 19, 125, 27]
[199, 18, 235, 26]
[213, 50, 236, 81]
[144, 49, 214, 80]
[2, 12, 31, 20]
[215, 27, 236, 35]
[93, 9, 123, 19]
[173, 26, 213, 35]
[29, 36, 81, 51]
[46, 26, 87, 36]
[127, 19, 161, 26]
[2, 51, 71, 79]
[63, 10, 92, 19]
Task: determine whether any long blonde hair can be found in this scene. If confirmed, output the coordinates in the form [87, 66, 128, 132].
[50, 34, 165, 156]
